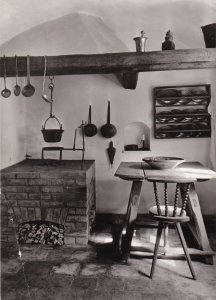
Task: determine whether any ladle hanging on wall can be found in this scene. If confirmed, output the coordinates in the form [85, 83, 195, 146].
[13, 55, 21, 96]
[41, 76, 64, 143]
[84, 105, 97, 137]
[42, 56, 53, 103]
[22, 55, 35, 97]
[1, 55, 11, 98]
[100, 101, 117, 138]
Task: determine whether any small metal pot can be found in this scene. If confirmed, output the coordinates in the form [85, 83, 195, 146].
[133, 30, 148, 52]
[42, 116, 64, 143]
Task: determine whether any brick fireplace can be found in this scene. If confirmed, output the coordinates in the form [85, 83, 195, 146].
[1, 159, 96, 246]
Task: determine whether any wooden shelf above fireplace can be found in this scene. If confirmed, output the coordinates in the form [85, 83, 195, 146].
[1, 48, 216, 89]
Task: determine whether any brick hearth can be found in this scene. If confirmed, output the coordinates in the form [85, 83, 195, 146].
[1, 159, 96, 246]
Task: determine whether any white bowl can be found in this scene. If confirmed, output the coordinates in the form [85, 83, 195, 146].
[142, 156, 185, 169]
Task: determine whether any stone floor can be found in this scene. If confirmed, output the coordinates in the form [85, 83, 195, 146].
[1, 228, 216, 300]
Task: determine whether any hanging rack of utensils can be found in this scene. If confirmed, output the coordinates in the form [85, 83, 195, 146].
[1, 54, 36, 98]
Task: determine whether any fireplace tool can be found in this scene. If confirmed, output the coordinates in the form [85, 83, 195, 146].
[61, 120, 86, 163]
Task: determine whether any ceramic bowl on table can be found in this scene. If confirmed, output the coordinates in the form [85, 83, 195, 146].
[142, 156, 185, 169]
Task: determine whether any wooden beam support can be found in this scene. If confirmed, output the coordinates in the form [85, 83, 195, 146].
[122, 72, 138, 90]
[0, 49, 216, 89]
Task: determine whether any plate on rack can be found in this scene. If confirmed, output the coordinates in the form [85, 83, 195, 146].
[157, 99, 179, 106]
[156, 89, 180, 98]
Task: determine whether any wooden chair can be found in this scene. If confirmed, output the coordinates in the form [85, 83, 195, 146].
[148, 179, 196, 280]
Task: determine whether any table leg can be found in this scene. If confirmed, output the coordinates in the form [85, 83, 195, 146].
[121, 180, 143, 263]
[181, 183, 214, 265]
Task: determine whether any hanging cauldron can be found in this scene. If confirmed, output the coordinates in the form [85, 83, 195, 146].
[42, 116, 64, 143]
[41, 76, 64, 143]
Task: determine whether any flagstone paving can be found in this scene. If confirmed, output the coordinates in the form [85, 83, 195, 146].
[1, 230, 216, 300]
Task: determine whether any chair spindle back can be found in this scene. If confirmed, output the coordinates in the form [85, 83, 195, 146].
[152, 181, 191, 217]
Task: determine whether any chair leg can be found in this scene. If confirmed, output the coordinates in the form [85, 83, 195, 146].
[175, 223, 196, 280]
[150, 222, 163, 279]
[163, 223, 169, 255]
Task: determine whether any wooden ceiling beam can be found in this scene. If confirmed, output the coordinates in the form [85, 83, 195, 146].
[0, 49, 216, 89]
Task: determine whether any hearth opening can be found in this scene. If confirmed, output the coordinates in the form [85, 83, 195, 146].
[18, 220, 65, 246]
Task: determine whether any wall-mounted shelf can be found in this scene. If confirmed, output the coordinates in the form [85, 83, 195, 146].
[123, 121, 150, 151]
[154, 84, 211, 139]
[1, 49, 216, 90]
[123, 149, 150, 152]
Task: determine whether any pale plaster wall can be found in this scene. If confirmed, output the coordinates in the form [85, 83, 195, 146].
[0, 4, 216, 215]
[0, 89, 27, 169]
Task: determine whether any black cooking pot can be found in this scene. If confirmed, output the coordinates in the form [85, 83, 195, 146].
[42, 116, 64, 143]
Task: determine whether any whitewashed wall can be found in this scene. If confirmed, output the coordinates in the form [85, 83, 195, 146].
[0, 2, 216, 214]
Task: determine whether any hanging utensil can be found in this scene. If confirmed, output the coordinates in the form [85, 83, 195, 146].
[42, 116, 64, 143]
[42, 56, 52, 103]
[100, 101, 117, 138]
[84, 105, 97, 137]
[22, 55, 35, 97]
[41, 76, 64, 143]
[107, 141, 116, 166]
[1, 55, 11, 98]
[73, 128, 77, 149]
[13, 55, 21, 96]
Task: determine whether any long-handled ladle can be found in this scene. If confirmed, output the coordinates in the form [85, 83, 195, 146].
[42, 56, 53, 103]
[13, 55, 21, 96]
[1, 55, 11, 98]
[22, 55, 35, 97]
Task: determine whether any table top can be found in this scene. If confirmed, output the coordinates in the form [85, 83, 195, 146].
[115, 161, 216, 182]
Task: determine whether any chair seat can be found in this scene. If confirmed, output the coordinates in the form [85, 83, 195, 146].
[149, 205, 190, 223]
[149, 205, 186, 216]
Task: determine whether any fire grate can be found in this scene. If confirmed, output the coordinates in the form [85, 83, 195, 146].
[18, 221, 65, 246]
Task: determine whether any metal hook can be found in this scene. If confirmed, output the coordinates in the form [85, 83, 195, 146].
[48, 76, 54, 91]
[42, 57, 53, 103]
